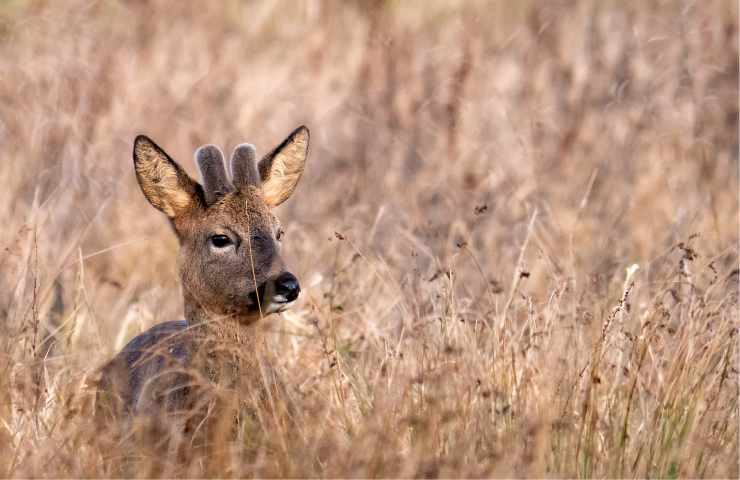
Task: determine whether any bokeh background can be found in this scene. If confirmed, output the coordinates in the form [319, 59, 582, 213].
[0, 0, 737, 476]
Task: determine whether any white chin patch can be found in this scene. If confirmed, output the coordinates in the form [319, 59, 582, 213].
[263, 299, 296, 315]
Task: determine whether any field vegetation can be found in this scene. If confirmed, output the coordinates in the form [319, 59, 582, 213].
[0, 0, 737, 476]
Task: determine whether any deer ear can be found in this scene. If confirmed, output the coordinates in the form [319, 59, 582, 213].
[258, 126, 309, 207]
[133, 135, 202, 218]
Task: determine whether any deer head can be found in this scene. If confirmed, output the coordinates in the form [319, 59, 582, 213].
[132, 126, 309, 325]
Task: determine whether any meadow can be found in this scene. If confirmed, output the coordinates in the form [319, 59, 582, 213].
[0, 0, 738, 477]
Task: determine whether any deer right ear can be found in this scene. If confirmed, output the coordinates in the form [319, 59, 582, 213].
[133, 135, 202, 218]
[258, 126, 309, 207]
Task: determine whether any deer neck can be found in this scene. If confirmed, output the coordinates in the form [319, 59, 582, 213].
[182, 291, 265, 387]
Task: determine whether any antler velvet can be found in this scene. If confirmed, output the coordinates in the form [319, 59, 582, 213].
[230, 143, 261, 189]
[195, 144, 233, 205]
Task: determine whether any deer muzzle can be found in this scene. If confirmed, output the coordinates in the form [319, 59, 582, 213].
[252, 272, 300, 314]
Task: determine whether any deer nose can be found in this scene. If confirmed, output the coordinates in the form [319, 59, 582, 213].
[274, 272, 300, 302]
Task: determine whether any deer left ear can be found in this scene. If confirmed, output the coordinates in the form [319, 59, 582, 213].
[258, 126, 309, 207]
[133, 135, 203, 218]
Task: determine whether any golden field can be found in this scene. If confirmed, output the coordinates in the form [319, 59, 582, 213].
[0, 0, 738, 477]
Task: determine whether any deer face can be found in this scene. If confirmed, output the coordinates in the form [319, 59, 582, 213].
[132, 127, 309, 323]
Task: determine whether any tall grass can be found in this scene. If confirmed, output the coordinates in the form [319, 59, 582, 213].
[0, 0, 737, 476]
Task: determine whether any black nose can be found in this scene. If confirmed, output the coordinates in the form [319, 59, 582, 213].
[274, 272, 300, 302]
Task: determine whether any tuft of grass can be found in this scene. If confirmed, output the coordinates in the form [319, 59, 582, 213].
[0, 0, 737, 477]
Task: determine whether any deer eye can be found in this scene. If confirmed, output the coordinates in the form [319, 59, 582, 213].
[276, 227, 285, 241]
[210, 234, 232, 248]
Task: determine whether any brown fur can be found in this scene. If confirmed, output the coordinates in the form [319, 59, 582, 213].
[134, 128, 308, 325]
[98, 126, 310, 424]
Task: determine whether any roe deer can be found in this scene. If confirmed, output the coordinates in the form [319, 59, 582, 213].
[96, 126, 309, 422]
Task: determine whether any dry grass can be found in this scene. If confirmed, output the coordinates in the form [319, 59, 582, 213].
[0, 0, 738, 477]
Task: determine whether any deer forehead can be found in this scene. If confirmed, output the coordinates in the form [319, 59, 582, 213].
[198, 189, 276, 233]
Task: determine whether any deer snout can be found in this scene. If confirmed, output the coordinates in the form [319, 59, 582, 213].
[274, 272, 300, 303]
[258, 272, 300, 315]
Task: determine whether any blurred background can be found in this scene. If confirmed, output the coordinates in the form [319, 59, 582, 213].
[0, 0, 737, 476]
